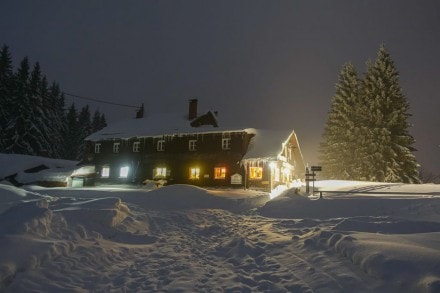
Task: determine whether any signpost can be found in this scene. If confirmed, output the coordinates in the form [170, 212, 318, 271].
[305, 166, 322, 195]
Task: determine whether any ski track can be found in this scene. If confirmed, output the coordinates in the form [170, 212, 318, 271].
[6, 204, 386, 292]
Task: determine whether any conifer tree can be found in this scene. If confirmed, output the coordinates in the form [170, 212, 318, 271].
[29, 62, 53, 156]
[3, 57, 45, 155]
[0, 45, 13, 150]
[64, 103, 81, 160]
[47, 82, 66, 158]
[91, 109, 107, 133]
[0, 46, 107, 160]
[320, 45, 420, 183]
[320, 63, 360, 179]
[99, 113, 107, 130]
[361, 45, 419, 183]
[77, 105, 92, 160]
[91, 109, 102, 133]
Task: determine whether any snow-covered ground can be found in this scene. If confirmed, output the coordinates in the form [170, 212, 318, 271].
[0, 155, 439, 292]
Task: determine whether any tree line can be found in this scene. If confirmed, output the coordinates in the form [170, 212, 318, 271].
[320, 45, 420, 183]
[0, 45, 107, 161]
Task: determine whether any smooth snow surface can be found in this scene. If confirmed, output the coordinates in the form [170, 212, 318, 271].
[85, 112, 253, 141]
[0, 157, 439, 292]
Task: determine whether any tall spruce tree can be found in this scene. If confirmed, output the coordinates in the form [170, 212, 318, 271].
[361, 45, 419, 183]
[77, 105, 92, 160]
[64, 103, 81, 160]
[29, 62, 53, 156]
[320, 45, 420, 183]
[47, 82, 66, 158]
[3, 57, 45, 155]
[91, 109, 107, 132]
[0, 45, 14, 150]
[0, 46, 107, 160]
[320, 63, 361, 179]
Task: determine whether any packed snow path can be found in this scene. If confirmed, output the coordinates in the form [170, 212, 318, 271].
[1, 183, 439, 292]
[4, 209, 382, 292]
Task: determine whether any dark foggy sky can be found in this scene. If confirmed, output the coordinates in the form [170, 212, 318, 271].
[1, 1, 439, 175]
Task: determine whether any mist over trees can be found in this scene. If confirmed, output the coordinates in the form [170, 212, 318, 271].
[320, 45, 420, 183]
[0, 45, 106, 161]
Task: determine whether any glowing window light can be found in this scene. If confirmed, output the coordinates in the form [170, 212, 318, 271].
[101, 166, 110, 178]
[120, 166, 129, 178]
[155, 167, 167, 178]
[189, 167, 200, 179]
[249, 167, 262, 179]
[214, 167, 226, 179]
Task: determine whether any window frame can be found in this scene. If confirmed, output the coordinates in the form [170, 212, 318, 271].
[221, 138, 231, 150]
[189, 167, 200, 179]
[94, 143, 101, 154]
[157, 140, 165, 151]
[113, 142, 120, 153]
[119, 166, 129, 178]
[133, 141, 140, 153]
[249, 167, 263, 180]
[101, 166, 110, 178]
[154, 167, 167, 178]
[214, 167, 226, 179]
[188, 139, 197, 151]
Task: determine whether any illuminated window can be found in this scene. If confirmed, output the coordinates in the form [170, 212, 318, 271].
[157, 140, 165, 151]
[120, 166, 129, 178]
[249, 167, 263, 179]
[113, 142, 120, 153]
[222, 138, 231, 150]
[133, 141, 140, 152]
[101, 166, 110, 178]
[189, 140, 197, 151]
[155, 167, 167, 178]
[214, 167, 226, 179]
[189, 167, 200, 179]
[95, 143, 101, 153]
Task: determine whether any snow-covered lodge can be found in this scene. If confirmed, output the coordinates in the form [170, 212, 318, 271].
[82, 99, 305, 191]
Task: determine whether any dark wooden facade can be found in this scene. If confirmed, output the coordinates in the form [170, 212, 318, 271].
[85, 131, 255, 188]
[81, 100, 305, 191]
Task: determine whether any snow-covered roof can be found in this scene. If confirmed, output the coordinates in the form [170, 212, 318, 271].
[86, 112, 247, 141]
[85, 113, 302, 163]
[242, 129, 296, 161]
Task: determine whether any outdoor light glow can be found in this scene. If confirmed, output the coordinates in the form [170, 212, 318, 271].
[189, 167, 200, 179]
[249, 167, 263, 179]
[101, 166, 110, 178]
[155, 167, 167, 177]
[120, 166, 129, 178]
[269, 185, 288, 199]
[214, 167, 226, 179]
[269, 162, 277, 169]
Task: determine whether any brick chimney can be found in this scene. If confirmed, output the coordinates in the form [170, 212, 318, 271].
[188, 99, 198, 120]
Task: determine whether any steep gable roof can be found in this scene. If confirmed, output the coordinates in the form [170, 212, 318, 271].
[242, 129, 293, 160]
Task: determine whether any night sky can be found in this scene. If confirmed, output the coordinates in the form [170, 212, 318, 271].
[1, 1, 439, 175]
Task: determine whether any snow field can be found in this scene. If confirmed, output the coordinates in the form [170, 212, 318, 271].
[0, 180, 439, 292]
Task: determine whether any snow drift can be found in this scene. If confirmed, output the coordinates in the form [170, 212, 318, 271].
[0, 173, 439, 292]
